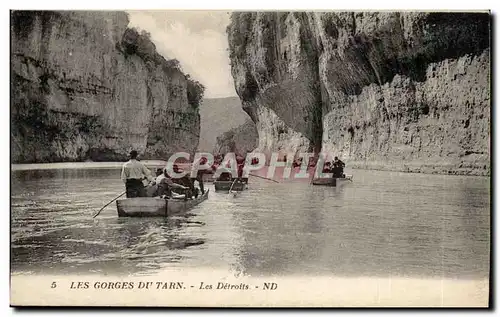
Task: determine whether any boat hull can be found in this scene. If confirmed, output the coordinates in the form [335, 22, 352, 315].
[203, 174, 248, 184]
[116, 189, 210, 217]
[214, 180, 247, 191]
[311, 175, 353, 187]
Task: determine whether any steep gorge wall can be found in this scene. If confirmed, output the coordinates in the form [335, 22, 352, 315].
[11, 11, 203, 163]
[228, 13, 323, 158]
[227, 12, 490, 175]
[213, 119, 258, 156]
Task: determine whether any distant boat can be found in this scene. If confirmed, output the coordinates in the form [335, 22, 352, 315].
[116, 189, 209, 217]
[214, 179, 247, 192]
[311, 175, 353, 187]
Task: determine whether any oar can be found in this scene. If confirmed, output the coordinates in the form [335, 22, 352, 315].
[306, 170, 316, 185]
[92, 191, 126, 218]
[309, 167, 317, 185]
[228, 178, 238, 195]
[249, 173, 279, 183]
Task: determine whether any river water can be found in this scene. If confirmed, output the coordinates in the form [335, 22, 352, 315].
[10, 165, 490, 281]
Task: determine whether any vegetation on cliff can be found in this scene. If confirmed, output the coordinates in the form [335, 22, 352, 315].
[11, 11, 204, 163]
[121, 27, 205, 108]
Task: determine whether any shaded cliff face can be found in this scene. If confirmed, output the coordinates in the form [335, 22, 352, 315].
[11, 11, 203, 163]
[213, 119, 258, 155]
[227, 12, 490, 175]
[197, 97, 248, 152]
[228, 12, 323, 157]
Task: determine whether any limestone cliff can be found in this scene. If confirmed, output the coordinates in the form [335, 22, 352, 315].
[198, 97, 248, 152]
[11, 10, 204, 163]
[227, 12, 490, 175]
[213, 119, 258, 155]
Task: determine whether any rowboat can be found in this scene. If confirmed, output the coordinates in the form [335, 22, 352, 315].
[116, 189, 210, 217]
[214, 179, 247, 191]
[203, 173, 248, 184]
[311, 175, 353, 186]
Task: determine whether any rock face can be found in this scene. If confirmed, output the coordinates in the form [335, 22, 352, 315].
[213, 119, 258, 156]
[197, 97, 249, 152]
[11, 11, 204, 163]
[227, 12, 490, 175]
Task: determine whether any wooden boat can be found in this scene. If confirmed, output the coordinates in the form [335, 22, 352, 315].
[311, 175, 353, 187]
[214, 179, 247, 191]
[116, 189, 210, 217]
[203, 172, 248, 184]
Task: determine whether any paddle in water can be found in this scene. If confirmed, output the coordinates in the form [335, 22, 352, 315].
[93, 191, 126, 218]
[228, 178, 238, 197]
[248, 173, 279, 183]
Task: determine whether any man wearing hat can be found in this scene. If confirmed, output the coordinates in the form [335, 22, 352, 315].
[120, 150, 154, 198]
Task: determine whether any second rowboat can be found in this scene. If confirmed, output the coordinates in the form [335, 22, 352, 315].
[311, 175, 353, 187]
[214, 179, 247, 191]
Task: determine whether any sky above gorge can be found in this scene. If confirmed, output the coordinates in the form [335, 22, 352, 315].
[127, 10, 237, 98]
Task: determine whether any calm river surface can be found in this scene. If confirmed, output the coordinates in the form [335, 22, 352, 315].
[10, 165, 490, 279]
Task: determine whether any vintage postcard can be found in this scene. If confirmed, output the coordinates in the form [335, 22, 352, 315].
[9, 8, 491, 307]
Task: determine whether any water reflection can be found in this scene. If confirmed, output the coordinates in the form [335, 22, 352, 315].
[228, 173, 490, 279]
[11, 168, 208, 275]
[10, 167, 490, 279]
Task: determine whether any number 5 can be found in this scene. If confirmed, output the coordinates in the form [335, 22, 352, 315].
[51, 282, 57, 288]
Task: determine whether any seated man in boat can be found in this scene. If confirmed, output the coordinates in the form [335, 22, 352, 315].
[144, 168, 165, 197]
[147, 168, 164, 186]
[171, 164, 197, 199]
[155, 168, 165, 180]
[156, 169, 189, 199]
[120, 150, 154, 198]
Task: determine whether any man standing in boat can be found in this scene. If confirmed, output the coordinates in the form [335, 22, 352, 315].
[332, 156, 346, 178]
[190, 156, 208, 195]
[120, 150, 154, 198]
[236, 155, 245, 182]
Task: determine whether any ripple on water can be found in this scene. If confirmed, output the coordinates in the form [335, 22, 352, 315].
[61, 238, 111, 247]
[10, 167, 490, 279]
